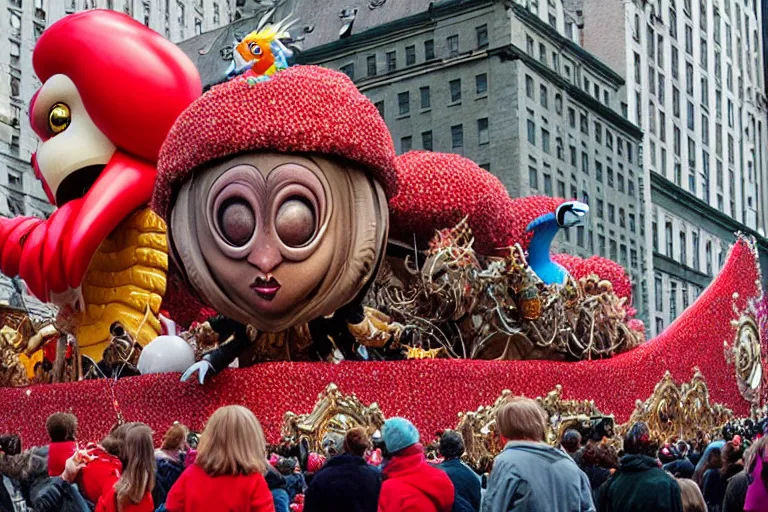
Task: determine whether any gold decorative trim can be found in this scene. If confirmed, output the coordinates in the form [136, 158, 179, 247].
[621, 369, 731, 443]
[727, 314, 763, 404]
[456, 386, 615, 465]
[281, 383, 386, 453]
[457, 370, 732, 466]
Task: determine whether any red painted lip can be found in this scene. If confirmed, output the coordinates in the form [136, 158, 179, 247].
[250, 276, 281, 301]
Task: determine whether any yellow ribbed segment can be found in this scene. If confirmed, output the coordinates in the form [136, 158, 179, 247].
[75, 208, 168, 361]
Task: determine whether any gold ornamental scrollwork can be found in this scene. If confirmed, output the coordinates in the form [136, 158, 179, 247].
[456, 386, 615, 466]
[281, 383, 386, 453]
[727, 314, 763, 404]
[622, 369, 732, 443]
[457, 370, 732, 467]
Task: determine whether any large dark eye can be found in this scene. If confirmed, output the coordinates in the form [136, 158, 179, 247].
[218, 199, 255, 246]
[275, 198, 316, 247]
[248, 42, 262, 56]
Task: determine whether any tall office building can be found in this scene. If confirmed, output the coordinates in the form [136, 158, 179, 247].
[573, 0, 768, 335]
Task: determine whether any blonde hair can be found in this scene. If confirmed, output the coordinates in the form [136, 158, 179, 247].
[196, 405, 267, 476]
[676, 478, 706, 512]
[495, 397, 547, 442]
[114, 424, 155, 508]
[161, 423, 188, 451]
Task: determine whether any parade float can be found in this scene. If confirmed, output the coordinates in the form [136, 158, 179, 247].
[0, 10, 764, 460]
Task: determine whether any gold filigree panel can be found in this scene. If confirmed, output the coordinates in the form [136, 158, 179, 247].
[727, 314, 763, 404]
[281, 383, 386, 453]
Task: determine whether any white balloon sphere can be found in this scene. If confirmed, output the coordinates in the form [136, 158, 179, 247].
[138, 335, 196, 375]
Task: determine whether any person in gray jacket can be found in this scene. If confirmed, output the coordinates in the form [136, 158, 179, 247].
[481, 397, 595, 512]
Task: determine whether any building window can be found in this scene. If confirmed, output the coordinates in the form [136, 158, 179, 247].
[213, 2, 219, 24]
[424, 39, 435, 60]
[539, 43, 547, 65]
[449, 79, 461, 103]
[557, 180, 566, 198]
[420, 87, 430, 109]
[685, 25, 693, 54]
[594, 122, 602, 144]
[568, 107, 575, 128]
[478, 118, 489, 145]
[544, 173, 553, 195]
[475, 73, 487, 95]
[569, 146, 576, 166]
[541, 128, 550, 153]
[476, 24, 488, 49]
[539, 84, 548, 109]
[608, 204, 615, 223]
[686, 63, 694, 95]
[581, 152, 588, 174]
[629, 213, 636, 232]
[529, 167, 538, 189]
[580, 113, 588, 134]
[143, 1, 151, 25]
[422, 131, 433, 151]
[405, 45, 416, 66]
[375, 101, 384, 119]
[527, 120, 536, 145]
[10, 76, 20, 98]
[397, 92, 409, 115]
[706, 241, 712, 275]
[596, 198, 604, 218]
[665, 222, 673, 257]
[194, 17, 202, 35]
[687, 101, 694, 130]
[692, 232, 699, 270]
[400, 136, 412, 154]
[670, 281, 677, 318]
[447, 35, 459, 57]
[610, 239, 617, 260]
[451, 124, 463, 150]
[606, 131, 613, 149]
[367, 55, 377, 77]
[526, 75, 534, 99]
[552, 52, 559, 71]
[680, 231, 687, 264]
[386, 51, 397, 72]
[595, 161, 603, 182]
[340, 63, 355, 80]
[555, 94, 562, 115]
[526, 35, 535, 54]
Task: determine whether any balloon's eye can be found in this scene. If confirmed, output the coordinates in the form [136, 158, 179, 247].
[275, 197, 316, 248]
[218, 199, 255, 246]
[48, 103, 71, 135]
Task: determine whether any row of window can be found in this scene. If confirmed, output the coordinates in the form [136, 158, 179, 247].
[524, 32, 612, 107]
[524, 75, 636, 166]
[651, 220, 722, 276]
[342, 25, 489, 81]
[653, 275, 703, 324]
[528, 165, 639, 236]
[394, 118, 490, 155]
[392, 74, 488, 116]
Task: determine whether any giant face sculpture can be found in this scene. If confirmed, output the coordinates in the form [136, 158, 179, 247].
[170, 153, 388, 332]
[154, 66, 396, 334]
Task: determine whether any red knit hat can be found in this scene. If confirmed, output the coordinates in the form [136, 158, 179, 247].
[152, 66, 396, 220]
[389, 151, 517, 255]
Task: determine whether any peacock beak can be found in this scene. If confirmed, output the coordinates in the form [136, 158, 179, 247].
[556, 201, 589, 228]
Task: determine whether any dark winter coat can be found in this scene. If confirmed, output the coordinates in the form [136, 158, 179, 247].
[663, 458, 695, 479]
[702, 464, 743, 511]
[722, 470, 749, 512]
[582, 465, 611, 493]
[304, 453, 380, 512]
[438, 458, 481, 512]
[596, 454, 683, 512]
[31, 477, 91, 512]
[154, 456, 185, 506]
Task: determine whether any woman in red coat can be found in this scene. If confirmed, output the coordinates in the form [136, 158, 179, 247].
[95, 423, 155, 512]
[165, 405, 275, 512]
[378, 418, 454, 512]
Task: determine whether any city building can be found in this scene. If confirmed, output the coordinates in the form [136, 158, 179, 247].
[0, 0, 237, 308]
[179, 0, 651, 324]
[573, 0, 768, 335]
